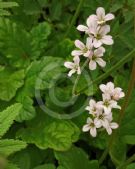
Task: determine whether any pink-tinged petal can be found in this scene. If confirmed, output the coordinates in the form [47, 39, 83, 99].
[87, 15, 97, 27]
[75, 40, 85, 50]
[93, 39, 102, 48]
[94, 118, 102, 128]
[64, 62, 74, 69]
[89, 22, 98, 35]
[71, 50, 83, 56]
[90, 127, 97, 137]
[89, 60, 97, 70]
[104, 107, 112, 114]
[96, 7, 105, 19]
[82, 124, 90, 132]
[101, 35, 113, 45]
[77, 25, 88, 32]
[99, 84, 106, 93]
[94, 47, 105, 57]
[68, 69, 76, 77]
[84, 50, 93, 57]
[73, 55, 80, 65]
[96, 58, 106, 67]
[106, 126, 112, 135]
[102, 119, 109, 128]
[107, 82, 114, 89]
[110, 122, 119, 129]
[105, 13, 115, 21]
[86, 37, 93, 49]
[99, 25, 110, 35]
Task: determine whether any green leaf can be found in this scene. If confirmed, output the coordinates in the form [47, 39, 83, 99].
[6, 162, 20, 169]
[17, 112, 80, 151]
[55, 146, 99, 169]
[0, 69, 25, 101]
[34, 164, 55, 169]
[15, 96, 36, 122]
[126, 163, 135, 169]
[0, 139, 27, 156]
[0, 2, 18, 8]
[0, 103, 22, 137]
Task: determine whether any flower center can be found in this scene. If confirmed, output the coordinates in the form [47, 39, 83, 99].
[104, 100, 110, 107]
[95, 34, 101, 40]
[90, 122, 95, 128]
[83, 47, 88, 53]
[97, 20, 106, 25]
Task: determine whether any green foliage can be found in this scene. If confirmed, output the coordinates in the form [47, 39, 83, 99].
[0, 0, 135, 169]
[0, 103, 22, 137]
[17, 112, 80, 151]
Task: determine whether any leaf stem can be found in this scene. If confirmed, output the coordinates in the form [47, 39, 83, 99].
[72, 58, 89, 96]
[117, 154, 135, 169]
[64, 0, 84, 37]
[78, 49, 135, 94]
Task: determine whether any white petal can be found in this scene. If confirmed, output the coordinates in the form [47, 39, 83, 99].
[104, 107, 112, 114]
[82, 124, 90, 132]
[94, 118, 102, 128]
[87, 15, 97, 27]
[85, 106, 90, 111]
[73, 55, 80, 65]
[84, 50, 93, 57]
[75, 40, 85, 50]
[101, 35, 113, 45]
[71, 50, 83, 56]
[96, 7, 105, 19]
[68, 69, 76, 77]
[99, 25, 110, 35]
[94, 47, 105, 57]
[106, 126, 112, 135]
[89, 22, 98, 35]
[93, 39, 102, 48]
[102, 119, 109, 128]
[89, 99, 96, 107]
[77, 25, 88, 32]
[105, 13, 115, 21]
[96, 58, 106, 67]
[87, 117, 93, 124]
[89, 60, 97, 70]
[99, 84, 106, 93]
[64, 62, 74, 69]
[107, 82, 114, 90]
[110, 122, 119, 129]
[90, 127, 97, 137]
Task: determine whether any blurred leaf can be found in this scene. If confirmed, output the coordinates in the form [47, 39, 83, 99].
[55, 146, 99, 169]
[34, 164, 55, 169]
[0, 139, 27, 156]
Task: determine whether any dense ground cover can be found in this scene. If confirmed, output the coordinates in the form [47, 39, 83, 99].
[0, 0, 135, 169]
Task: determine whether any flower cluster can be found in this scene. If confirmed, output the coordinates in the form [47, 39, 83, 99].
[82, 82, 125, 137]
[64, 7, 115, 76]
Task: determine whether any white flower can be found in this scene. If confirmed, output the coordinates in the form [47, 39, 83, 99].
[64, 56, 81, 77]
[72, 38, 93, 57]
[82, 117, 99, 137]
[100, 82, 115, 95]
[85, 99, 102, 116]
[105, 122, 119, 135]
[98, 94, 121, 114]
[88, 7, 115, 25]
[94, 111, 112, 128]
[112, 87, 125, 101]
[89, 23, 113, 48]
[100, 82, 125, 101]
[89, 46, 106, 70]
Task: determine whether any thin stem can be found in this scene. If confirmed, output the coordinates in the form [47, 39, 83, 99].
[117, 154, 135, 169]
[64, 0, 84, 37]
[72, 58, 89, 96]
[99, 58, 135, 165]
[78, 49, 135, 94]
